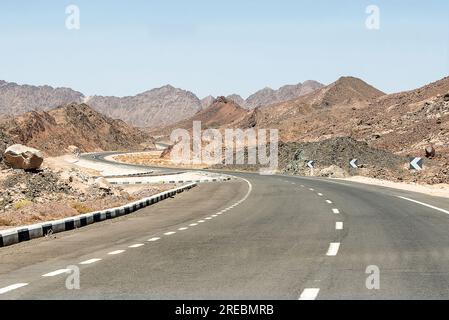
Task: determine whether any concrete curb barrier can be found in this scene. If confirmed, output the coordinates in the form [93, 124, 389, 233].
[109, 177, 232, 185]
[0, 183, 197, 248]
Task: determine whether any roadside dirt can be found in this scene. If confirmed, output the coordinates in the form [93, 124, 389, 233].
[0, 156, 175, 229]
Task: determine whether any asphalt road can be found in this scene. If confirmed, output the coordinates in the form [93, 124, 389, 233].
[2, 154, 449, 299]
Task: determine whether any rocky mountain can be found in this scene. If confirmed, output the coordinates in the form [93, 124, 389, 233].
[0, 79, 324, 129]
[0, 103, 152, 156]
[244, 76, 449, 183]
[152, 76, 449, 184]
[0, 80, 83, 116]
[244, 80, 324, 109]
[86, 85, 203, 129]
[200, 95, 215, 109]
[151, 96, 251, 137]
[226, 94, 247, 107]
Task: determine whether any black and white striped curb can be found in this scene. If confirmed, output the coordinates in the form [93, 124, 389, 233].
[0, 183, 196, 248]
[100, 170, 185, 179]
[108, 177, 232, 185]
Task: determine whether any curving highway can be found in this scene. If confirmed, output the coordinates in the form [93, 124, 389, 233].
[1, 152, 449, 299]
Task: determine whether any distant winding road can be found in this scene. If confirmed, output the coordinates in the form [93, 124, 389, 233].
[2, 152, 449, 299]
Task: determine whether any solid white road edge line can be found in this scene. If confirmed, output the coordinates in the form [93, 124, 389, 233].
[0, 283, 29, 294]
[397, 196, 449, 215]
[326, 243, 340, 256]
[299, 288, 320, 300]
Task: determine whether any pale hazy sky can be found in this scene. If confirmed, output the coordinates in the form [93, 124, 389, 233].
[1, 0, 448, 98]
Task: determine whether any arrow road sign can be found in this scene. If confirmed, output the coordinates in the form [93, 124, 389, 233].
[306, 160, 315, 169]
[350, 159, 359, 169]
[409, 157, 423, 171]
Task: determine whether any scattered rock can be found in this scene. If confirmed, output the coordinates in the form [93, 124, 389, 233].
[3, 144, 44, 170]
[318, 165, 348, 178]
[425, 145, 436, 159]
[444, 93, 449, 102]
[67, 145, 81, 157]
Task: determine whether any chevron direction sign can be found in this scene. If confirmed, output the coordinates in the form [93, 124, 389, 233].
[349, 159, 359, 169]
[409, 157, 423, 171]
[306, 160, 315, 169]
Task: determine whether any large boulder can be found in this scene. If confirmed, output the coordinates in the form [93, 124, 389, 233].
[3, 144, 44, 170]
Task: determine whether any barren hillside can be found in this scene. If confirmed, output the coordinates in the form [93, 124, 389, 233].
[0, 103, 152, 156]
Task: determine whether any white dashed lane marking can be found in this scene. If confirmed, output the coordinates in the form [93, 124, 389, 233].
[189, 223, 198, 226]
[326, 200, 333, 204]
[108, 250, 125, 255]
[178, 227, 188, 231]
[332, 208, 340, 214]
[0, 283, 28, 295]
[336, 222, 343, 230]
[205, 217, 212, 220]
[309, 188, 314, 191]
[42, 269, 71, 277]
[299, 288, 320, 300]
[164, 232, 176, 236]
[80, 258, 102, 265]
[198, 220, 205, 223]
[148, 237, 160, 242]
[128, 244, 144, 248]
[317, 193, 323, 196]
[326, 243, 340, 256]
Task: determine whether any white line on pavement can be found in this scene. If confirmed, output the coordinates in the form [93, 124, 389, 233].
[108, 250, 125, 255]
[189, 223, 198, 226]
[299, 288, 320, 300]
[164, 231, 176, 236]
[336, 222, 343, 230]
[178, 227, 188, 231]
[148, 237, 161, 242]
[198, 220, 205, 223]
[397, 196, 449, 215]
[326, 243, 340, 256]
[309, 188, 315, 191]
[129, 244, 144, 248]
[42, 269, 71, 277]
[326, 200, 333, 204]
[332, 208, 340, 214]
[317, 193, 323, 196]
[0, 283, 28, 295]
[80, 258, 102, 265]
